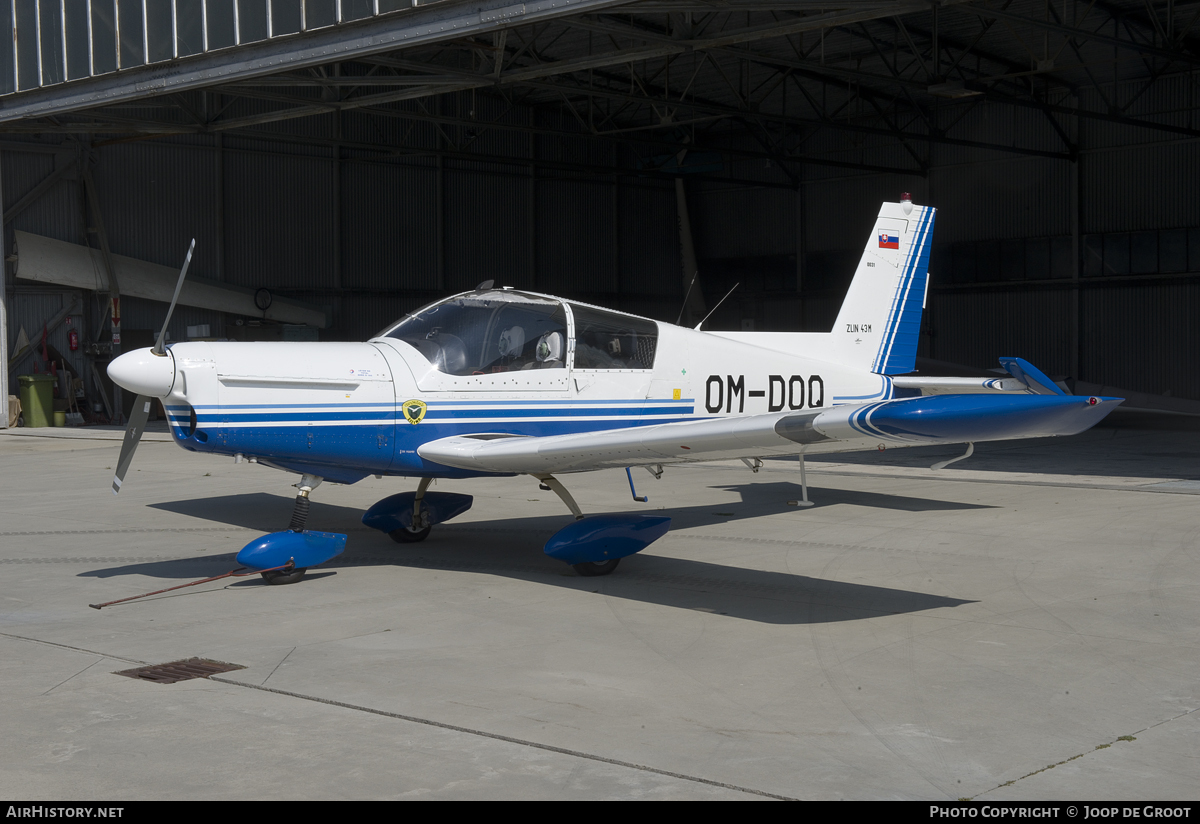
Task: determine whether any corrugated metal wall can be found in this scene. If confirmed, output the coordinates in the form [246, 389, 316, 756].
[1082, 142, 1200, 233]
[691, 183, 796, 258]
[91, 141, 220, 279]
[536, 177, 617, 296]
[223, 146, 335, 291]
[446, 164, 534, 293]
[1081, 282, 1200, 399]
[341, 159, 440, 292]
[930, 158, 1073, 244]
[927, 288, 1074, 377]
[3, 146, 83, 244]
[619, 182, 679, 297]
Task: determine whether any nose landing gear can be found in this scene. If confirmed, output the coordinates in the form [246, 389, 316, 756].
[260, 474, 323, 584]
[391, 478, 433, 543]
[234, 474, 347, 585]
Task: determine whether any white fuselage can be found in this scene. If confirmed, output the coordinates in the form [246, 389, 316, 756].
[154, 316, 894, 482]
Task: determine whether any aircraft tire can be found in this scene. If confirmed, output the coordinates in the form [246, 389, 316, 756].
[389, 526, 431, 544]
[572, 559, 621, 577]
[261, 567, 307, 585]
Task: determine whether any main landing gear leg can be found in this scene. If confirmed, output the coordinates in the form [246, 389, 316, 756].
[787, 452, 815, 508]
[264, 473, 324, 585]
[534, 474, 619, 577]
[535, 473, 584, 521]
[931, 442, 974, 471]
[390, 477, 433, 543]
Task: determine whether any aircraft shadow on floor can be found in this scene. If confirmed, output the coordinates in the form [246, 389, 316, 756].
[78, 487, 982, 624]
[142, 481, 994, 534]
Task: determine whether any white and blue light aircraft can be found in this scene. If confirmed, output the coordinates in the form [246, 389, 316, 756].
[106, 197, 1121, 584]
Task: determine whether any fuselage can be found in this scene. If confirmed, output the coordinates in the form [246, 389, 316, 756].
[147, 290, 892, 483]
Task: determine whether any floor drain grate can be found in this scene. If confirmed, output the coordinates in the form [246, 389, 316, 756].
[115, 658, 245, 684]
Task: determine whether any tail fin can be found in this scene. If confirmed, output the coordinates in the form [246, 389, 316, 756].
[831, 201, 936, 375]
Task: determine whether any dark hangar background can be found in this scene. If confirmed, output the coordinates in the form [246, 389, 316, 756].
[2, 0, 1198, 417]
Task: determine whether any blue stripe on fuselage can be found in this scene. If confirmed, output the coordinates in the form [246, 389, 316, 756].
[169, 412, 703, 478]
[168, 398, 697, 411]
[203, 405, 694, 423]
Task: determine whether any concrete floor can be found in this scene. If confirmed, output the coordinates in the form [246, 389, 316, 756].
[1, 412, 1198, 800]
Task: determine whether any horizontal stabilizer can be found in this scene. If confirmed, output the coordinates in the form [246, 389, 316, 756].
[999, 357, 1067, 396]
[891, 376, 1026, 394]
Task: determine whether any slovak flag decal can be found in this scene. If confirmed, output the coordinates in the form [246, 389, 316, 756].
[878, 232, 900, 249]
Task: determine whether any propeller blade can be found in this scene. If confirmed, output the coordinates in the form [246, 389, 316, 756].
[153, 238, 195, 356]
[112, 394, 152, 494]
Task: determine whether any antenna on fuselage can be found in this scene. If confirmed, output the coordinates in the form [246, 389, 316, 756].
[475, 280, 494, 291]
[693, 282, 740, 331]
[676, 272, 700, 326]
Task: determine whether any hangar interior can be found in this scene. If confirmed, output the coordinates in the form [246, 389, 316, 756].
[2, 0, 1198, 425]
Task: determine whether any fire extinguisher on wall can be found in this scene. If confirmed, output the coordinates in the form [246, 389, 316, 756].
[68, 328, 79, 352]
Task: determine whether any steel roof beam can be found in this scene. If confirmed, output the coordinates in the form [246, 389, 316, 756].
[957, 3, 1200, 67]
[685, 27, 1200, 141]
[18, 85, 864, 178]
[0, 0, 930, 126]
[521, 76, 1073, 159]
[180, 4, 930, 134]
[363, 50, 1071, 160]
[0, 0, 637, 123]
[624, 1, 913, 11]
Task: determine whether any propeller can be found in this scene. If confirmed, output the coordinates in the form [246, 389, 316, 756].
[111, 239, 195, 495]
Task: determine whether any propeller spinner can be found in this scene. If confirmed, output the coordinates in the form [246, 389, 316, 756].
[108, 239, 195, 494]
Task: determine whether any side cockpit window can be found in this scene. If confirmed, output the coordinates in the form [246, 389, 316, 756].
[382, 291, 567, 375]
[570, 304, 657, 369]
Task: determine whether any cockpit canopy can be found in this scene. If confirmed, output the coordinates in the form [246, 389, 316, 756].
[378, 289, 657, 376]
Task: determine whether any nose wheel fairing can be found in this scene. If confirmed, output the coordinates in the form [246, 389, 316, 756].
[236, 530, 347, 576]
[234, 473, 348, 584]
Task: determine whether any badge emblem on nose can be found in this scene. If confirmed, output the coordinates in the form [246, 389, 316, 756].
[403, 400, 427, 424]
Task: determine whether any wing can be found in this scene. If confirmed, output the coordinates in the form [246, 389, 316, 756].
[419, 409, 815, 474]
[417, 393, 1123, 475]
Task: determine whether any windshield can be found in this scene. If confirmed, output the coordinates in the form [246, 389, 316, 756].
[382, 291, 568, 375]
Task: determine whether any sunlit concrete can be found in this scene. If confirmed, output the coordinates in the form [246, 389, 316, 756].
[1, 412, 1197, 800]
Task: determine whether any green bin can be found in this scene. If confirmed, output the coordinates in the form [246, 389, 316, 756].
[17, 374, 56, 428]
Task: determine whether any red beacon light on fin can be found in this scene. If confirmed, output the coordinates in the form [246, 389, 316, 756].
[901, 192, 913, 215]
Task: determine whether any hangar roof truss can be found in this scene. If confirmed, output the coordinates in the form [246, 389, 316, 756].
[1, 0, 1197, 182]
